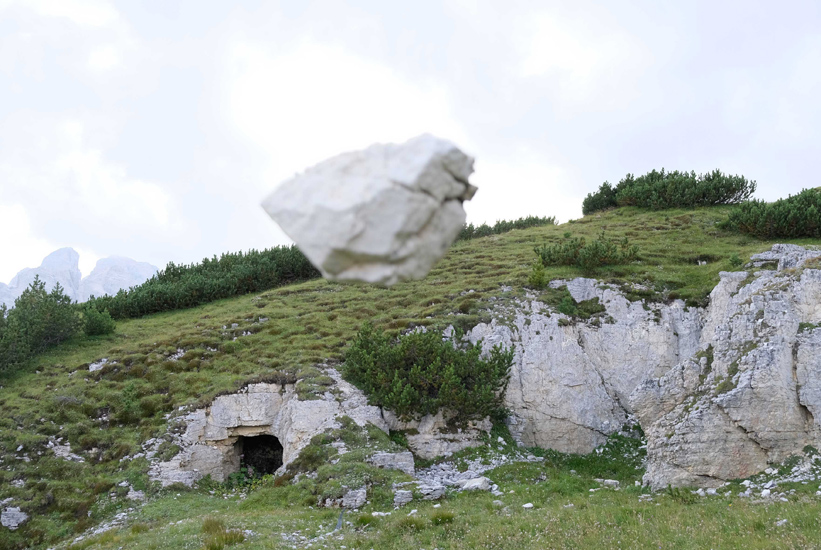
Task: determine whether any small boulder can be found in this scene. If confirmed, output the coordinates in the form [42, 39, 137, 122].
[367, 451, 415, 476]
[342, 487, 367, 509]
[457, 477, 491, 491]
[1, 507, 28, 530]
[261, 134, 477, 286]
[393, 490, 413, 507]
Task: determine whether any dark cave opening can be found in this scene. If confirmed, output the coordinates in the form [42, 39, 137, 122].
[237, 434, 283, 476]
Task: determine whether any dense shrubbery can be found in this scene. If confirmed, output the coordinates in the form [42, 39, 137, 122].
[457, 215, 557, 241]
[82, 305, 116, 336]
[724, 188, 821, 239]
[0, 278, 82, 372]
[343, 323, 513, 424]
[85, 246, 320, 320]
[582, 169, 756, 215]
[84, 216, 557, 321]
[533, 232, 639, 273]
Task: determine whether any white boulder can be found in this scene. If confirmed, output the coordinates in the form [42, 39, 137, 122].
[261, 134, 477, 286]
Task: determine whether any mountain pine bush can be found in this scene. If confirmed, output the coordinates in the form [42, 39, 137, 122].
[457, 215, 557, 241]
[582, 169, 756, 215]
[724, 188, 821, 239]
[343, 323, 513, 424]
[85, 245, 320, 320]
[0, 277, 81, 371]
[534, 232, 639, 272]
[82, 305, 116, 336]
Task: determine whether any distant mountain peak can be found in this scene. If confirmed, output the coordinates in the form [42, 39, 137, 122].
[1, 248, 157, 308]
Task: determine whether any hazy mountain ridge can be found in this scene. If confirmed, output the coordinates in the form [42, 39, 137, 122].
[0, 248, 158, 308]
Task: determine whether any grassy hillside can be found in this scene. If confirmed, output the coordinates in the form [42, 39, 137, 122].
[2, 205, 821, 549]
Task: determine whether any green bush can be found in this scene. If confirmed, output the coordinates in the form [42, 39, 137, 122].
[343, 323, 513, 425]
[85, 245, 320, 320]
[534, 232, 639, 272]
[582, 169, 756, 215]
[723, 188, 821, 239]
[0, 277, 81, 371]
[457, 215, 557, 241]
[82, 305, 116, 336]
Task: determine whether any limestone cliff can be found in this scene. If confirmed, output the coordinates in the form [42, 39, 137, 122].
[469, 244, 821, 488]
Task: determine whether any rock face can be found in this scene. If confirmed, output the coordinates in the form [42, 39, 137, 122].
[1, 248, 157, 307]
[79, 257, 158, 301]
[468, 279, 701, 454]
[630, 245, 821, 488]
[261, 134, 477, 286]
[382, 409, 492, 459]
[149, 368, 388, 486]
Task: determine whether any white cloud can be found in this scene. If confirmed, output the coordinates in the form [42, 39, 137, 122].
[87, 44, 122, 71]
[0, 204, 57, 283]
[223, 40, 472, 188]
[0, 115, 184, 262]
[0, 0, 119, 28]
[516, 10, 653, 111]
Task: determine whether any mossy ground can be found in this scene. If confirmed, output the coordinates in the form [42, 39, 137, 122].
[2, 205, 821, 549]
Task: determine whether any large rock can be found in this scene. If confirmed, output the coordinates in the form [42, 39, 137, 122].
[261, 134, 477, 286]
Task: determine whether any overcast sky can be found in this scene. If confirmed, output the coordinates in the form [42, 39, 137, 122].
[1, 0, 820, 282]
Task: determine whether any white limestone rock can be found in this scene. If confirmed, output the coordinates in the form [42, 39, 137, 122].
[367, 451, 415, 476]
[261, 134, 477, 286]
[467, 279, 702, 454]
[393, 490, 413, 507]
[630, 246, 821, 489]
[1, 506, 28, 530]
[382, 409, 491, 459]
[457, 477, 491, 491]
[342, 487, 367, 509]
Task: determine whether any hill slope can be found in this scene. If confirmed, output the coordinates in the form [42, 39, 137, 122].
[2, 206, 821, 549]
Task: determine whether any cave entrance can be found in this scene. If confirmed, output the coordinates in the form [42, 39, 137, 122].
[237, 435, 283, 476]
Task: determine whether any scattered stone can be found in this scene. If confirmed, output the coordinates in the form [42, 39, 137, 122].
[126, 488, 145, 501]
[342, 487, 366, 509]
[776, 519, 788, 527]
[368, 451, 415, 476]
[261, 134, 477, 286]
[393, 490, 413, 507]
[457, 477, 492, 492]
[1, 506, 27, 530]
[522, 503, 534, 509]
[760, 489, 771, 498]
[88, 358, 108, 372]
[417, 484, 445, 500]
[371, 511, 391, 517]
[492, 500, 504, 507]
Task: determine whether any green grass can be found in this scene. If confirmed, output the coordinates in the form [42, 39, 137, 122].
[1, 205, 820, 549]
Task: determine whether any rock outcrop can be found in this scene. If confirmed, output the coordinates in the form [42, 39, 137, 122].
[631, 245, 821, 488]
[468, 280, 701, 454]
[261, 134, 477, 286]
[468, 244, 821, 488]
[149, 368, 387, 486]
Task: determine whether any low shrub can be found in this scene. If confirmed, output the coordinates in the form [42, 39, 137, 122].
[583, 169, 756, 215]
[343, 323, 513, 425]
[534, 232, 639, 272]
[82, 305, 116, 336]
[457, 215, 557, 241]
[723, 188, 821, 239]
